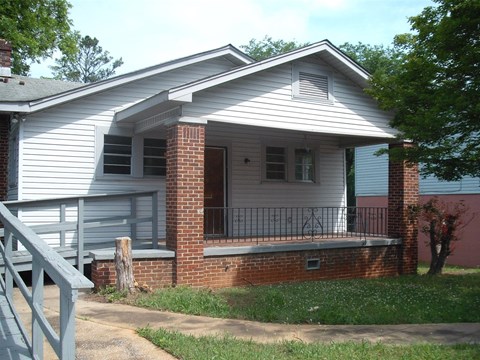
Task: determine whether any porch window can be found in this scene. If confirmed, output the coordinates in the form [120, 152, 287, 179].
[103, 135, 132, 175]
[265, 146, 286, 180]
[143, 138, 166, 176]
[295, 148, 314, 182]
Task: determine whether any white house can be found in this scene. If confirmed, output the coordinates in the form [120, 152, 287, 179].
[1, 39, 419, 287]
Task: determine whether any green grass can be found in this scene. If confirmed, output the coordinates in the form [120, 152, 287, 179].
[131, 270, 480, 325]
[137, 327, 480, 360]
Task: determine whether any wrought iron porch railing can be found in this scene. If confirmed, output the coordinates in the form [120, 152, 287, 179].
[204, 206, 388, 244]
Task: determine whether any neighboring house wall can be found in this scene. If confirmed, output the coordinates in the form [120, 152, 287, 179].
[356, 144, 480, 267]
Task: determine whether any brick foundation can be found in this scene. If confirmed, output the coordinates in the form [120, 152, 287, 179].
[204, 246, 400, 288]
[388, 142, 419, 274]
[91, 258, 174, 290]
[91, 243, 401, 290]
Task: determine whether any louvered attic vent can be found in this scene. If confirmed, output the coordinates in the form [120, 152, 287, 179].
[299, 72, 329, 100]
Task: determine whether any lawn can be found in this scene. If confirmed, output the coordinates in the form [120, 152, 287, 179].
[121, 266, 480, 359]
[126, 265, 480, 325]
[137, 328, 480, 360]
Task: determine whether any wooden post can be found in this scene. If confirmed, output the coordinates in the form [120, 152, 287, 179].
[115, 236, 135, 293]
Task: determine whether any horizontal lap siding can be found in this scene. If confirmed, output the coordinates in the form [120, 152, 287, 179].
[18, 58, 237, 245]
[355, 144, 388, 196]
[184, 60, 395, 138]
[356, 145, 480, 196]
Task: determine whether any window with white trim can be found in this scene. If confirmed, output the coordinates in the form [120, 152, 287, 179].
[295, 148, 314, 182]
[96, 127, 167, 178]
[265, 146, 287, 180]
[292, 63, 334, 103]
[103, 135, 132, 175]
[263, 144, 318, 183]
[143, 138, 166, 176]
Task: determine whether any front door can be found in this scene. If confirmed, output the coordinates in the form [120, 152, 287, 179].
[204, 147, 226, 236]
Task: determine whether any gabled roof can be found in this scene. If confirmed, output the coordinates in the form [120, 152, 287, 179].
[115, 40, 372, 124]
[0, 44, 253, 114]
[169, 40, 370, 101]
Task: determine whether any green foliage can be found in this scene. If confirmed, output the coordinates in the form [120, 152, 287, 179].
[241, 36, 309, 60]
[369, 0, 480, 181]
[0, 0, 76, 75]
[138, 327, 480, 360]
[129, 272, 480, 325]
[338, 42, 403, 76]
[50, 32, 123, 83]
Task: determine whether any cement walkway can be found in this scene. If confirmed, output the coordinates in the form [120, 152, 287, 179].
[15, 286, 480, 359]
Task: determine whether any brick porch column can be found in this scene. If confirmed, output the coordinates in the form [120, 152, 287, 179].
[166, 122, 205, 287]
[388, 142, 419, 275]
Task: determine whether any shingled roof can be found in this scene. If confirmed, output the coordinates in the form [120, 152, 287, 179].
[0, 75, 83, 102]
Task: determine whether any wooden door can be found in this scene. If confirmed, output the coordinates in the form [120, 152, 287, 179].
[204, 147, 226, 236]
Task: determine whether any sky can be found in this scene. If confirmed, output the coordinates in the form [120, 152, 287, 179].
[30, 0, 435, 78]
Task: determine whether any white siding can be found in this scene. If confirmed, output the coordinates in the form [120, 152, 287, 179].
[184, 58, 396, 139]
[356, 145, 480, 196]
[16, 57, 240, 245]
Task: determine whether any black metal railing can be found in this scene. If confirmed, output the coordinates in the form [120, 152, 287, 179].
[204, 207, 387, 244]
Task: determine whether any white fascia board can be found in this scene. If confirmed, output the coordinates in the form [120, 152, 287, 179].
[22, 45, 252, 114]
[168, 41, 370, 100]
[0, 102, 32, 113]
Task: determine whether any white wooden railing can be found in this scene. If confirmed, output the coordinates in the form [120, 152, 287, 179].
[0, 202, 94, 360]
[2, 191, 159, 274]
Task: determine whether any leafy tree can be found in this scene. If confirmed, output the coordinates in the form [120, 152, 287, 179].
[369, 0, 480, 181]
[50, 33, 124, 83]
[241, 36, 309, 60]
[338, 42, 402, 76]
[0, 0, 76, 75]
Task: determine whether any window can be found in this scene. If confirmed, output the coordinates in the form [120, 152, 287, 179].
[144, 138, 166, 176]
[295, 148, 314, 182]
[265, 146, 286, 180]
[263, 143, 318, 183]
[103, 135, 132, 175]
[292, 63, 333, 103]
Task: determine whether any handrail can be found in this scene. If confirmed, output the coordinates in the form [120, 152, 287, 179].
[2, 191, 159, 274]
[0, 201, 94, 359]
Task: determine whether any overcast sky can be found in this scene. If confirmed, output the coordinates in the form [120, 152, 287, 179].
[30, 0, 435, 78]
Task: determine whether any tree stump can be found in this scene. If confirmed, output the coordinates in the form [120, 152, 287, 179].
[115, 236, 135, 294]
